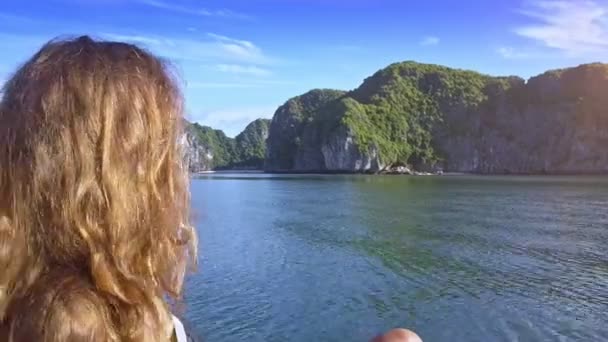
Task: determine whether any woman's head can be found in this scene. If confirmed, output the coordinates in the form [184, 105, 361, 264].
[0, 36, 197, 341]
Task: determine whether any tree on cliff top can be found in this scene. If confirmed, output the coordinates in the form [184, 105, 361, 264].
[233, 118, 271, 169]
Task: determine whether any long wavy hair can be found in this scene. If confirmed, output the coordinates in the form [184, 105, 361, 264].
[0, 36, 197, 341]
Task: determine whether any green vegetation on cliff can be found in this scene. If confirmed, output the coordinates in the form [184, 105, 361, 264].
[187, 119, 270, 169]
[266, 61, 608, 173]
[188, 123, 236, 168]
[345, 62, 519, 166]
[265, 89, 346, 170]
[266, 62, 527, 170]
[233, 118, 271, 168]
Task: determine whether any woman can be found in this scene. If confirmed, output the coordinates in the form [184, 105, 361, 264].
[0, 36, 197, 341]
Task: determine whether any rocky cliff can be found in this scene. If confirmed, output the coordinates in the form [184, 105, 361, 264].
[184, 119, 270, 171]
[265, 62, 608, 174]
[183, 124, 212, 172]
[233, 118, 271, 169]
[264, 89, 351, 171]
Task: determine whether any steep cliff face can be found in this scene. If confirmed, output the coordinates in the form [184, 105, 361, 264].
[433, 63, 608, 173]
[233, 118, 271, 169]
[183, 124, 213, 172]
[184, 118, 271, 171]
[320, 125, 384, 172]
[185, 123, 235, 170]
[265, 89, 346, 171]
[265, 62, 608, 174]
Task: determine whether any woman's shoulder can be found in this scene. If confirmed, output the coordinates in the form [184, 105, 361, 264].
[171, 315, 201, 342]
[171, 315, 188, 342]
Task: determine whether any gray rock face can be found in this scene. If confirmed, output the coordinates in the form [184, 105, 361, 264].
[320, 126, 384, 172]
[182, 129, 213, 172]
[264, 89, 386, 173]
[434, 65, 608, 174]
[265, 118, 388, 173]
[182, 118, 270, 172]
[264, 89, 346, 171]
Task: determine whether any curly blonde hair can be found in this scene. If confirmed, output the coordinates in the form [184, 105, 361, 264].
[0, 36, 197, 341]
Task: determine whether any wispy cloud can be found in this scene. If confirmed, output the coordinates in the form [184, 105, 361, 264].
[190, 105, 278, 137]
[420, 36, 440, 46]
[513, 0, 608, 56]
[0, 12, 37, 24]
[135, 0, 250, 19]
[215, 64, 272, 76]
[186, 80, 292, 89]
[102, 33, 162, 45]
[496, 47, 535, 59]
[206, 33, 266, 63]
[101, 32, 276, 65]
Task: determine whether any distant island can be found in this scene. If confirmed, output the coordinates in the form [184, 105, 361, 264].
[183, 118, 270, 171]
[185, 61, 608, 174]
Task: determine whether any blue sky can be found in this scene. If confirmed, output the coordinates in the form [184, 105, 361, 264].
[1, 0, 607, 136]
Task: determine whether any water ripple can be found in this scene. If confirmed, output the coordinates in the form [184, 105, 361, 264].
[185, 175, 608, 341]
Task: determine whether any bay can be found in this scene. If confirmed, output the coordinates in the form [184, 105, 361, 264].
[183, 174, 608, 342]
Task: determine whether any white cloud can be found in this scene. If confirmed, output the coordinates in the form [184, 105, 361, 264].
[496, 47, 534, 59]
[206, 33, 256, 48]
[206, 33, 262, 61]
[514, 0, 608, 56]
[101, 32, 276, 65]
[420, 36, 440, 46]
[215, 64, 272, 76]
[191, 105, 278, 137]
[101, 33, 162, 45]
[135, 0, 250, 19]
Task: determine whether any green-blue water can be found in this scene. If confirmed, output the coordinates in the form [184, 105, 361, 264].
[183, 174, 608, 341]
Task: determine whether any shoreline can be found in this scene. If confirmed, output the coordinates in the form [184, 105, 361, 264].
[193, 170, 608, 176]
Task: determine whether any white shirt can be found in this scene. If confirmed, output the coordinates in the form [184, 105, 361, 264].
[172, 315, 188, 342]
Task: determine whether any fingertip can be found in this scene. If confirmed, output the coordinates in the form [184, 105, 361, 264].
[373, 328, 423, 342]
